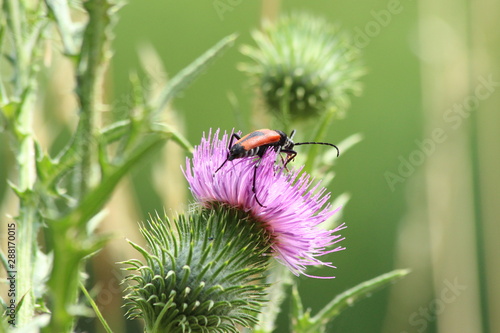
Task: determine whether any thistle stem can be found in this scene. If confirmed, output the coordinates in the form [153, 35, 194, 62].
[45, 0, 113, 331]
[3, 0, 39, 325]
[15, 134, 38, 327]
[73, 0, 111, 197]
[279, 80, 292, 134]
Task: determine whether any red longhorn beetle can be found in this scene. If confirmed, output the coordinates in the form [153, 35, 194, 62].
[214, 129, 340, 207]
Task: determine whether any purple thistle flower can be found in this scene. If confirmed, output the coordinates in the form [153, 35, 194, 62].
[183, 129, 346, 278]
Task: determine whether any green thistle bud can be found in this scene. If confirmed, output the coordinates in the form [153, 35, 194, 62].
[240, 13, 365, 120]
[121, 206, 271, 333]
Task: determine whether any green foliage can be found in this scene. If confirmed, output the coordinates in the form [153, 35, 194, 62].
[290, 269, 410, 333]
[0, 1, 410, 332]
[0, 0, 234, 331]
[79, 282, 113, 333]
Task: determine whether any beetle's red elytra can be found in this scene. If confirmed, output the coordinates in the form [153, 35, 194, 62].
[236, 129, 282, 151]
[215, 129, 340, 207]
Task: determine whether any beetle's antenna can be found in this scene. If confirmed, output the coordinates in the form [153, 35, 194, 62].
[294, 142, 340, 157]
[214, 157, 229, 173]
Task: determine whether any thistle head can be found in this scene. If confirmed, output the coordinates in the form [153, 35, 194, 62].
[183, 129, 346, 278]
[240, 13, 365, 119]
[122, 208, 271, 332]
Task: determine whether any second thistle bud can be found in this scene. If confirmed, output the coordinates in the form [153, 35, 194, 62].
[240, 13, 364, 120]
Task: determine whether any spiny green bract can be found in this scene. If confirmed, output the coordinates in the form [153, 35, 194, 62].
[240, 13, 365, 119]
[121, 207, 272, 333]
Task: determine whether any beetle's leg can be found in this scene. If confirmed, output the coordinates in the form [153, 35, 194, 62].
[252, 158, 267, 208]
[228, 133, 241, 149]
[278, 154, 287, 167]
[281, 149, 297, 171]
[215, 133, 242, 174]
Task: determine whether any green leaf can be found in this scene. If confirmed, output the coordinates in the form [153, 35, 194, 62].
[322, 193, 351, 230]
[151, 123, 193, 153]
[42, 119, 136, 190]
[0, 101, 19, 124]
[290, 284, 307, 326]
[0, 250, 8, 272]
[0, 296, 6, 313]
[101, 120, 132, 144]
[152, 34, 237, 117]
[292, 269, 410, 333]
[0, 76, 7, 107]
[42, 121, 192, 196]
[65, 131, 168, 230]
[80, 282, 114, 333]
[45, 0, 79, 55]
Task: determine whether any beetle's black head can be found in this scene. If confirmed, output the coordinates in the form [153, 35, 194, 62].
[282, 129, 296, 150]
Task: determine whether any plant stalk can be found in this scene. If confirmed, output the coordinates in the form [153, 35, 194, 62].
[3, 0, 40, 326]
[45, 0, 113, 331]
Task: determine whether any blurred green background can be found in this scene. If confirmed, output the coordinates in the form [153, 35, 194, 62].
[1, 0, 499, 332]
